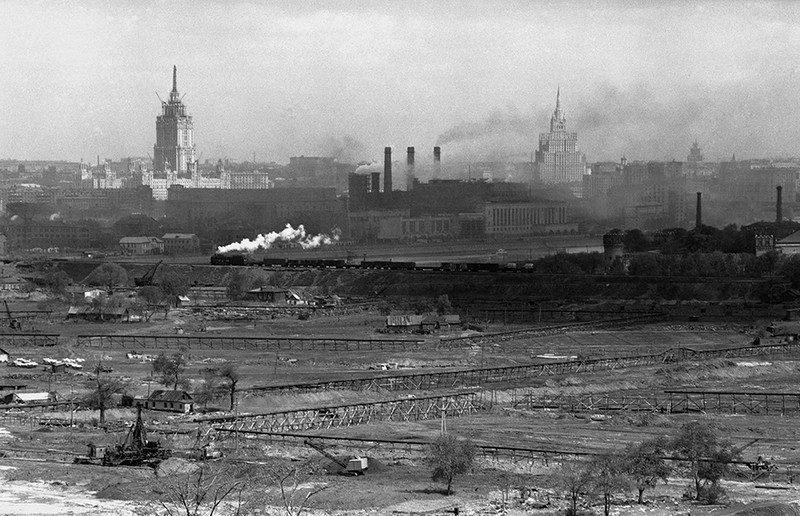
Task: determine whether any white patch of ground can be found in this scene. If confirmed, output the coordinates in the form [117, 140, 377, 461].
[0, 480, 137, 515]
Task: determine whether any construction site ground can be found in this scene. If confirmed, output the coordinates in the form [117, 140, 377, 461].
[3, 304, 800, 514]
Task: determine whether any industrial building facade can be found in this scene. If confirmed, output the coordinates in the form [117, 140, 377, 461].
[484, 201, 574, 235]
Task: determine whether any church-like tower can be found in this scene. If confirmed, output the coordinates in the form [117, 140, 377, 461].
[153, 66, 197, 177]
[534, 88, 586, 184]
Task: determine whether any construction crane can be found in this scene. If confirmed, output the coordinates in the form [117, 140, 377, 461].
[4, 301, 21, 331]
[135, 260, 163, 287]
[102, 406, 171, 467]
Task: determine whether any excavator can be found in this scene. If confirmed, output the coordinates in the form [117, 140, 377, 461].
[135, 260, 163, 287]
[304, 439, 367, 475]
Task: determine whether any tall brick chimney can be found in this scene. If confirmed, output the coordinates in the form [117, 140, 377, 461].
[406, 147, 415, 190]
[777, 185, 783, 223]
[384, 147, 392, 194]
[434, 146, 441, 177]
[696, 192, 702, 229]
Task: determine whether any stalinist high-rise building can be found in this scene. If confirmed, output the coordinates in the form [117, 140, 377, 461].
[141, 66, 270, 200]
[153, 66, 197, 176]
[534, 89, 586, 186]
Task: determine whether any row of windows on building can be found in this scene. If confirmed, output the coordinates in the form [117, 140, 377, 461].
[488, 205, 566, 228]
[402, 219, 451, 235]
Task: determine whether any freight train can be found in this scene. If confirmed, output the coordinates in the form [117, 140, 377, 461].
[209, 253, 515, 272]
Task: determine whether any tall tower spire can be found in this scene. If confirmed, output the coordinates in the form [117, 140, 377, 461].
[155, 66, 195, 176]
[550, 87, 566, 132]
[556, 86, 561, 112]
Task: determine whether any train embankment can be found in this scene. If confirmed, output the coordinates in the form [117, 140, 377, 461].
[50, 260, 774, 302]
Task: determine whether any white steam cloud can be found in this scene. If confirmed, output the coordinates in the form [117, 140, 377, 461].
[217, 224, 341, 253]
[49, 213, 61, 221]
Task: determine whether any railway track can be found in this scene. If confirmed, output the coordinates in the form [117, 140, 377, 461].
[439, 313, 665, 346]
[76, 334, 425, 352]
[247, 340, 800, 395]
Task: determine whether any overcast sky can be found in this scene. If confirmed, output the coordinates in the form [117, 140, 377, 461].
[1, 0, 799, 164]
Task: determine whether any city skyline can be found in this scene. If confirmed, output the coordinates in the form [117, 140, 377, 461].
[2, 1, 800, 164]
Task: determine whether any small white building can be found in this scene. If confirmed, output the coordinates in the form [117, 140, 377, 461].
[2, 392, 51, 404]
[141, 390, 194, 413]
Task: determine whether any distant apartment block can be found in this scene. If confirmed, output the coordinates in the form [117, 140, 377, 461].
[162, 233, 200, 254]
[2, 223, 91, 253]
[119, 236, 164, 255]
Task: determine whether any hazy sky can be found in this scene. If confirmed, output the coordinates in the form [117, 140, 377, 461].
[2, 0, 800, 164]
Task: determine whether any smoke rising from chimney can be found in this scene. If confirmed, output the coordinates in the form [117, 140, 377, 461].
[217, 224, 341, 253]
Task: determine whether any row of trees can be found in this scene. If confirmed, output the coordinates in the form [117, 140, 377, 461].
[84, 352, 241, 424]
[530, 246, 800, 283]
[558, 421, 740, 516]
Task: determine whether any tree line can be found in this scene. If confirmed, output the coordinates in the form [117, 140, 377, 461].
[436, 421, 742, 515]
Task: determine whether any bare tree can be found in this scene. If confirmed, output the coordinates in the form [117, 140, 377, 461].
[428, 434, 476, 495]
[237, 465, 328, 516]
[217, 361, 240, 411]
[670, 421, 740, 501]
[139, 463, 248, 516]
[555, 460, 592, 516]
[272, 467, 328, 516]
[625, 436, 672, 504]
[159, 269, 190, 314]
[83, 375, 128, 425]
[193, 370, 221, 412]
[152, 352, 188, 390]
[588, 451, 629, 516]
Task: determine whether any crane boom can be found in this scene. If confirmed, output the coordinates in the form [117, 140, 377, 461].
[304, 439, 348, 468]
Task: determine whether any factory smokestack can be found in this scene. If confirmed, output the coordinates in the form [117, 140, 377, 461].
[384, 147, 392, 194]
[695, 192, 702, 229]
[434, 146, 441, 177]
[777, 185, 783, 223]
[406, 147, 415, 191]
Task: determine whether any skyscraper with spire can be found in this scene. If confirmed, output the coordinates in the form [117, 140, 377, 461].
[534, 88, 586, 186]
[153, 66, 197, 177]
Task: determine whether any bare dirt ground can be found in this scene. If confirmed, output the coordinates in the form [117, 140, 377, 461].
[2, 299, 800, 515]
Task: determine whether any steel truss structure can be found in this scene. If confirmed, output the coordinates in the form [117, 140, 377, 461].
[0, 333, 59, 347]
[249, 340, 800, 395]
[514, 389, 800, 416]
[201, 390, 479, 434]
[76, 334, 423, 352]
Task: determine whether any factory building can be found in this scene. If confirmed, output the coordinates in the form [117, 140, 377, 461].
[484, 201, 575, 235]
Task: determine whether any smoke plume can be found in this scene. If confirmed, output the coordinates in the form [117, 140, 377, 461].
[217, 224, 341, 253]
[314, 135, 367, 164]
